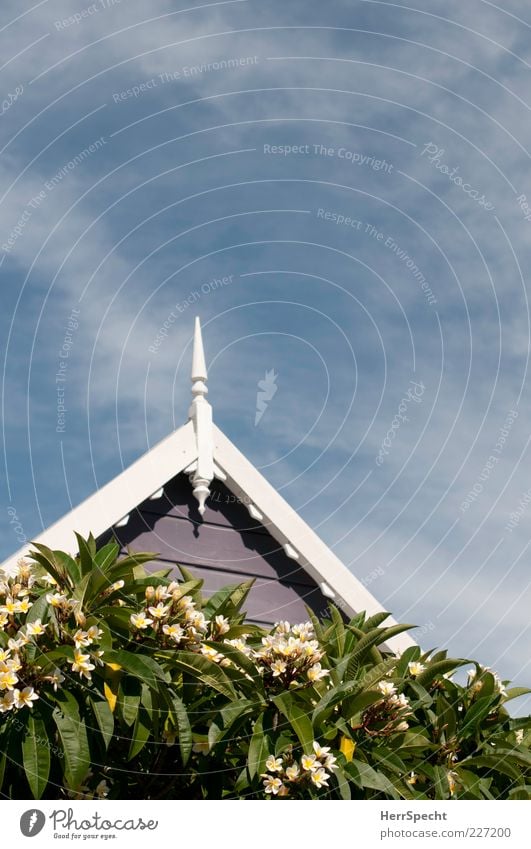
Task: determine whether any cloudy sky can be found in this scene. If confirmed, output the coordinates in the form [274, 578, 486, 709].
[1, 0, 530, 707]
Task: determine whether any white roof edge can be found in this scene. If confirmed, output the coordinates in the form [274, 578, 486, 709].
[1, 420, 197, 575]
[212, 424, 416, 652]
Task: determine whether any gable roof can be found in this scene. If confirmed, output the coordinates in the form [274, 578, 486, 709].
[2, 318, 415, 652]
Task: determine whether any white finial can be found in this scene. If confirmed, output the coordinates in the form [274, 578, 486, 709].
[191, 316, 208, 388]
[188, 317, 214, 515]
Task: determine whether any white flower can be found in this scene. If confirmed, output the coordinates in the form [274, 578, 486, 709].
[8, 635, 28, 650]
[312, 741, 331, 759]
[26, 619, 46, 637]
[389, 693, 410, 710]
[71, 651, 95, 680]
[162, 623, 184, 642]
[14, 686, 39, 709]
[310, 768, 329, 788]
[87, 625, 103, 642]
[46, 592, 68, 608]
[307, 663, 329, 682]
[262, 775, 283, 795]
[378, 681, 397, 697]
[155, 585, 171, 601]
[0, 669, 18, 690]
[213, 615, 230, 635]
[0, 691, 15, 713]
[130, 612, 153, 630]
[46, 668, 65, 691]
[395, 721, 409, 732]
[407, 661, 425, 677]
[301, 753, 318, 772]
[285, 764, 300, 781]
[200, 645, 224, 663]
[14, 598, 32, 614]
[325, 753, 338, 771]
[271, 660, 287, 677]
[73, 629, 92, 648]
[148, 603, 170, 620]
[265, 755, 283, 773]
[406, 771, 418, 785]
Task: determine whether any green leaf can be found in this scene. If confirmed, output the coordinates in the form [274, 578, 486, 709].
[459, 696, 495, 737]
[22, 715, 50, 799]
[273, 692, 314, 752]
[128, 709, 151, 760]
[203, 581, 254, 618]
[74, 533, 95, 577]
[503, 687, 531, 703]
[312, 678, 363, 727]
[120, 677, 141, 727]
[170, 651, 237, 699]
[54, 710, 90, 790]
[92, 700, 114, 750]
[415, 658, 469, 688]
[93, 540, 120, 569]
[247, 713, 268, 779]
[110, 650, 169, 689]
[345, 761, 399, 798]
[169, 694, 193, 766]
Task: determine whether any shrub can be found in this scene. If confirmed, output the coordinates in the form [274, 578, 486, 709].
[0, 535, 529, 799]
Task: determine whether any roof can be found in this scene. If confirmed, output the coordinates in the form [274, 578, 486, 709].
[1, 318, 415, 652]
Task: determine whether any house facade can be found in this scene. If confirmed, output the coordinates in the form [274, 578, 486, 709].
[1, 318, 414, 649]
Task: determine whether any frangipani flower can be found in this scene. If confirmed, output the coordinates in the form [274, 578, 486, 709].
[71, 651, 95, 680]
[312, 741, 331, 759]
[26, 619, 46, 637]
[301, 753, 317, 772]
[148, 603, 170, 620]
[271, 660, 287, 677]
[285, 764, 300, 781]
[307, 663, 329, 682]
[73, 629, 92, 648]
[0, 669, 18, 690]
[265, 755, 283, 773]
[130, 612, 153, 630]
[0, 691, 15, 713]
[310, 768, 329, 788]
[14, 687, 39, 709]
[262, 776, 283, 795]
[407, 661, 425, 677]
[162, 623, 184, 642]
[377, 681, 397, 697]
[213, 615, 230, 635]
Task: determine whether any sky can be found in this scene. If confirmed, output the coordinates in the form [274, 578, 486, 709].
[1, 0, 530, 709]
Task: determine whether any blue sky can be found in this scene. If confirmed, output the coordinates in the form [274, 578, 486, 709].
[1, 0, 531, 707]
